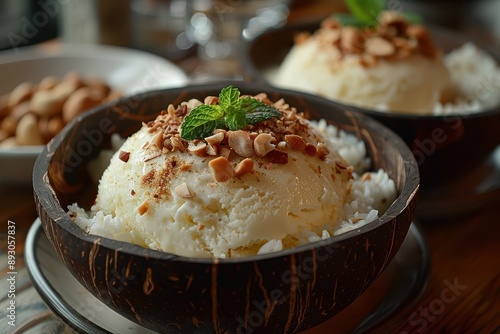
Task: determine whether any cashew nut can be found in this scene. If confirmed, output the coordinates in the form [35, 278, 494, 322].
[16, 113, 44, 145]
[254, 133, 275, 157]
[62, 87, 103, 123]
[30, 85, 68, 118]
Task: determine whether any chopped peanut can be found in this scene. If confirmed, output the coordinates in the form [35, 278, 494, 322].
[285, 134, 306, 152]
[119, 150, 130, 162]
[188, 141, 207, 157]
[205, 131, 225, 145]
[175, 182, 194, 199]
[209, 156, 234, 182]
[138, 200, 149, 215]
[234, 158, 254, 177]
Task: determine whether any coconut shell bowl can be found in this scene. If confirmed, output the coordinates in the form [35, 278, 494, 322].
[33, 82, 419, 333]
[242, 22, 500, 219]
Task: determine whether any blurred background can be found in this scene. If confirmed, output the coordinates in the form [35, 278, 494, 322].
[1, 0, 499, 62]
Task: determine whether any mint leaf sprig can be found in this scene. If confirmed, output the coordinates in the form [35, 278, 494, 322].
[348, 0, 385, 23]
[334, 0, 421, 28]
[180, 86, 281, 140]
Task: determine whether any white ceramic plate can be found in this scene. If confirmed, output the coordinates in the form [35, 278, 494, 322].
[0, 43, 188, 186]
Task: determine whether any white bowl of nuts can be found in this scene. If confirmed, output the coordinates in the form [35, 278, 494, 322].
[0, 43, 188, 185]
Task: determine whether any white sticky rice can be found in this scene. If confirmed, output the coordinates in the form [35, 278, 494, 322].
[434, 43, 500, 115]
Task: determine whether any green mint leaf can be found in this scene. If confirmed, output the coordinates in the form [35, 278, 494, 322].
[245, 109, 282, 125]
[180, 86, 282, 140]
[225, 105, 247, 131]
[240, 97, 282, 125]
[345, 0, 385, 24]
[340, 0, 420, 28]
[219, 85, 240, 110]
[333, 13, 371, 28]
[180, 104, 225, 140]
[240, 97, 264, 112]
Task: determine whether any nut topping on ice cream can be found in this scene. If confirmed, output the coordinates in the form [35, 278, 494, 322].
[139, 86, 333, 182]
[297, 11, 438, 68]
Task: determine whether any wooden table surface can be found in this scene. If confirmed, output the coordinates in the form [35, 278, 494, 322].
[1, 1, 500, 333]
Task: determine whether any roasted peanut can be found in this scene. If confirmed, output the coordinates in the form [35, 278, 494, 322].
[0, 129, 9, 142]
[1, 115, 17, 136]
[0, 94, 10, 118]
[62, 87, 103, 123]
[205, 143, 219, 156]
[365, 37, 396, 57]
[38, 116, 65, 141]
[205, 132, 225, 145]
[62, 72, 84, 90]
[47, 117, 65, 137]
[406, 25, 437, 58]
[0, 73, 116, 148]
[8, 82, 34, 108]
[151, 131, 164, 149]
[16, 113, 44, 145]
[30, 90, 64, 117]
[316, 142, 330, 160]
[85, 77, 111, 96]
[209, 156, 234, 182]
[37, 76, 60, 91]
[284, 134, 306, 152]
[341, 27, 364, 53]
[10, 101, 32, 122]
[138, 200, 149, 215]
[188, 141, 207, 157]
[0, 136, 16, 148]
[104, 90, 122, 103]
[204, 96, 219, 105]
[234, 158, 254, 177]
[175, 182, 194, 199]
[171, 136, 185, 151]
[38, 117, 51, 141]
[219, 147, 231, 160]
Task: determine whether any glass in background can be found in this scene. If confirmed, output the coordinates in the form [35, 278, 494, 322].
[130, 0, 194, 61]
[185, 0, 291, 79]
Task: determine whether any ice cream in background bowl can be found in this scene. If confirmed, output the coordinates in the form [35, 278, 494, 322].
[272, 7, 500, 115]
[33, 82, 419, 333]
[242, 9, 500, 219]
[275, 12, 454, 114]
